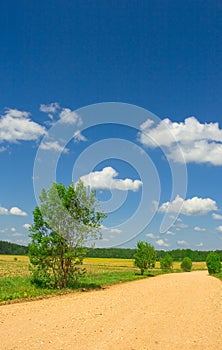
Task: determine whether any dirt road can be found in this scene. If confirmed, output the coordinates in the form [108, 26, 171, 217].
[1, 271, 221, 350]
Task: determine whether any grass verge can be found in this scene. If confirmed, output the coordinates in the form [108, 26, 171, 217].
[0, 255, 208, 304]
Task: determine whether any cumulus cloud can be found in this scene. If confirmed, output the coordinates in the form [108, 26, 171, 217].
[0, 206, 27, 216]
[80, 167, 142, 192]
[155, 239, 170, 247]
[9, 207, 27, 216]
[194, 226, 206, 232]
[159, 195, 217, 216]
[212, 213, 222, 220]
[40, 103, 82, 126]
[139, 116, 222, 165]
[59, 108, 82, 125]
[39, 140, 69, 153]
[0, 108, 46, 143]
[216, 226, 222, 232]
[196, 242, 204, 247]
[73, 130, 87, 143]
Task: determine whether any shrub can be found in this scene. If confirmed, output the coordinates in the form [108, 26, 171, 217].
[160, 254, 173, 272]
[134, 241, 156, 275]
[206, 252, 221, 275]
[181, 257, 192, 272]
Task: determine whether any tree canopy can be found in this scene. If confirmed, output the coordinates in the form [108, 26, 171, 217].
[29, 181, 106, 288]
[134, 241, 156, 275]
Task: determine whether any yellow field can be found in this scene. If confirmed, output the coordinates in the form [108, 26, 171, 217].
[0, 255, 30, 278]
[0, 255, 207, 278]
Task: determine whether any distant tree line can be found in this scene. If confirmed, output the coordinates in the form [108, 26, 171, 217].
[86, 247, 222, 261]
[0, 241, 28, 255]
[1, 240, 222, 262]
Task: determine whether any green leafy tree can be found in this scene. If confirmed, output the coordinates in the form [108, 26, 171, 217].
[134, 241, 156, 275]
[181, 257, 192, 272]
[29, 181, 106, 288]
[206, 252, 221, 275]
[160, 253, 173, 272]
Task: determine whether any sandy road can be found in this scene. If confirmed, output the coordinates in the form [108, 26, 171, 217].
[0, 271, 221, 350]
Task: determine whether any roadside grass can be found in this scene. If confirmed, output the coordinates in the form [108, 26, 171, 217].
[214, 272, 222, 281]
[0, 255, 208, 304]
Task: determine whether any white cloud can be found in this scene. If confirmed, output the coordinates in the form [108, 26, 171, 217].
[146, 233, 156, 239]
[39, 140, 69, 153]
[165, 230, 175, 236]
[196, 242, 204, 247]
[73, 130, 87, 143]
[0, 207, 9, 215]
[155, 239, 170, 247]
[139, 116, 222, 165]
[11, 227, 16, 232]
[23, 223, 31, 230]
[0, 206, 27, 216]
[212, 213, 222, 220]
[177, 240, 189, 246]
[216, 226, 222, 232]
[0, 108, 46, 143]
[194, 226, 206, 232]
[59, 108, 82, 125]
[159, 195, 217, 216]
[9, 207, 27, 216]
[40, 102, 60, 115]
[80, 167, 142, 192]
[101, 225, 122, 234]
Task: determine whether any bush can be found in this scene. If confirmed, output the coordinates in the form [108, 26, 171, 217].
[134, 241, 156, 275]
[206, 252, 221, 275]
[181, 257, 192, 272]
[160, 254, 173, 272]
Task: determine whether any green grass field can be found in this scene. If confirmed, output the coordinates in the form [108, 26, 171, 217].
[0, 255, 209, 304]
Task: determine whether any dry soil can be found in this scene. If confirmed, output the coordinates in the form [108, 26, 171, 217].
[0, 271, 221, 350]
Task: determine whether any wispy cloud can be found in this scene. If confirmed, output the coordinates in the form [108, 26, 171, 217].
[101, 225, 122, 234]
[194, 226, 206, 232]
[40, 102, 60, 115]
[177, 240, 189, 246]
[39, 140, 69, 153]
[212, 213, 222, 220]
[146, 233, 156, 239]
[73, 130, 87, 143]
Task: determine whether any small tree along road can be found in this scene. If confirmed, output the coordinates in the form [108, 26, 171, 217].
[29, 181, 106, 288]
[134, 241, 156, 275]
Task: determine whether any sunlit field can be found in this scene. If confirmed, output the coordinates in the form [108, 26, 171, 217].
[0, 255, 207, 279]
[0, 255, 208, 304]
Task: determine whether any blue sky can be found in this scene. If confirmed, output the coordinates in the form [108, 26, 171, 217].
[0, 1, 222, 250]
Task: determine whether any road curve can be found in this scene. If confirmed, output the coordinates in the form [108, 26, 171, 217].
[1, 271, 221, 350]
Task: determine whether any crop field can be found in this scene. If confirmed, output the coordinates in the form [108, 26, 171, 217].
[0, 255, 207, 304]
